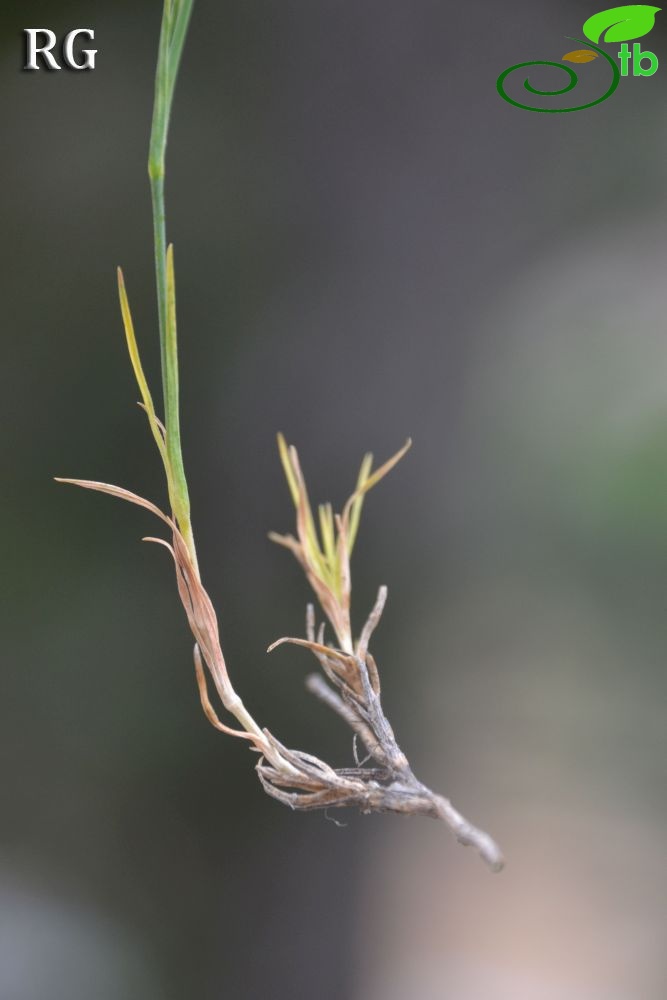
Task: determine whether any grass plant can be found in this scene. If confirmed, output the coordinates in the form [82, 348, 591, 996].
[57, 0, 503, 871]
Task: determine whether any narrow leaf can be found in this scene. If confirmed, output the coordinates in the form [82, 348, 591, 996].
[359, 439, 411, 495]
[288, 444, 328, 581]
[342, 439, 412, 537]
[277, 433, 300, 506]
[55, 479, 171, 526]
[117, 268, 166, 462]
[267, 636, 352, 665]
[318, 503, 336, 567]
[348, 451, 373, 554]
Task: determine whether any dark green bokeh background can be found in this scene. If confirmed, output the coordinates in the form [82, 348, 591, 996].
[1, 2, 666, 997]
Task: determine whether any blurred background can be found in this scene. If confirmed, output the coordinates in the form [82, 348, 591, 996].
[1, 1, 666, 997]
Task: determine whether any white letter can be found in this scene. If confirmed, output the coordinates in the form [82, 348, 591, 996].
[63, 29, 96, 70]
[24, 28, 60, 71]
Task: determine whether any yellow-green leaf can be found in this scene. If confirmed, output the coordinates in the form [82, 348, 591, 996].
[117, 267, 166, 463]
[277, 433, 300, 506]
[318, 503, 336, 566]
[348, 451, 373, 554]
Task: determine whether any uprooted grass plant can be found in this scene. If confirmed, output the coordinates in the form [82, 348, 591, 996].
[57, 0, 504, 872]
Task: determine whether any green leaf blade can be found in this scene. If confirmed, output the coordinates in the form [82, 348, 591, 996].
[582, 5, 661, 44]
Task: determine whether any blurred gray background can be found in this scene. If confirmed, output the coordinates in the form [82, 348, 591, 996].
[1, 1, 665, 997]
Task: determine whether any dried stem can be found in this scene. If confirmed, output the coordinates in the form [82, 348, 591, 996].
[303, 652, 504, 870]
[260, 445, 504, 871]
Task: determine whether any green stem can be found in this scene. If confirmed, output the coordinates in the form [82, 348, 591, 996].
[148, 0, 171, 410]
[148, 0, 197, 570]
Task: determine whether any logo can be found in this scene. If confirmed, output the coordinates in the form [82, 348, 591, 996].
[497, 4, 660, 112]
[24, 28, 97, 71]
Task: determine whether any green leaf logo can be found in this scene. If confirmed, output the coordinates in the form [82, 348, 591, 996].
[583, 5, 661, 43]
